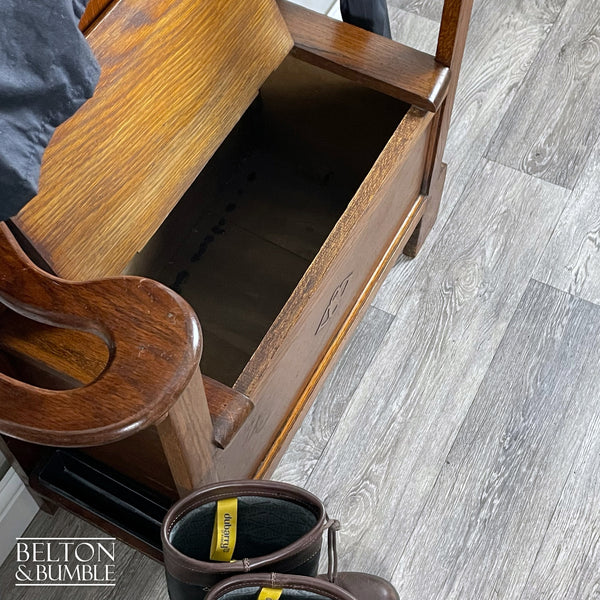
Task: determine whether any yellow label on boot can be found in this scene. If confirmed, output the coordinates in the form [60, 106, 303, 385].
[209, 498, 238, 561]
[257, 588, 283, 600]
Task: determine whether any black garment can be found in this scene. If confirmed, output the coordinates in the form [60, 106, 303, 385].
[0, 0, 99, 221]
[340, 0, 392, 38]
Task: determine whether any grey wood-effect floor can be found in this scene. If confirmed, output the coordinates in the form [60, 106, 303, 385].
[3, 0, 600, 597]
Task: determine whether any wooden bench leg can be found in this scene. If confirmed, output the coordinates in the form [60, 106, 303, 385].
[404, 162, 447, 257]
[156, 366, 217, 496]
[405, 0, 473, 257]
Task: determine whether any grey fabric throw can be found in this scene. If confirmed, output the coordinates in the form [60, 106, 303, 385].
[0, 0, 99, 221]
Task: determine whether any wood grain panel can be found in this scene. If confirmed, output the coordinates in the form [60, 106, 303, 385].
[280, 0, 450, 111]
[216, 108, 434, 480]
[14, 0, 293, 281]
[0, 311, 108, 385]
[156, 368, 217, 495]
[273, 306, 394, 486]
[259, 187, 428, 480]
[533, 139, 600, 305]
[392, 281, 600, 599]
[300, 161, 570, 579]
[82, 426, 178, 498]
[486, 0, 600, 189]
[79, 0, 114, 30]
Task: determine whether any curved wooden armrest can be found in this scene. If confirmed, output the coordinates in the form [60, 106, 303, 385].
[0, 223, 201, 447]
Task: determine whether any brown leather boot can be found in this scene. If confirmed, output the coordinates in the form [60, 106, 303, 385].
[317, 518, 399, 600]
[319, 573, 399, 600]
[161, 480, 338, 600]
[205, 573, 398, 600]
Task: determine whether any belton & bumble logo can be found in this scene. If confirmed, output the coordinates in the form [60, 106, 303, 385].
[15, 537, 116, 587]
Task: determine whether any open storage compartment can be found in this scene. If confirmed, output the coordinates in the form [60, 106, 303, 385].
[127, 56, 410, 386]
[120, 51, 436, 482]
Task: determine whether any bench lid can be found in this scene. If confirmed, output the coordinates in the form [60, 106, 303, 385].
[14, 0, 292, 280]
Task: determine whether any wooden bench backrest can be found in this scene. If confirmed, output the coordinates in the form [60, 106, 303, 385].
[14, 0, 292, 280]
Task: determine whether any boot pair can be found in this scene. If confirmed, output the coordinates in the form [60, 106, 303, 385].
[161, 480, 399, 600]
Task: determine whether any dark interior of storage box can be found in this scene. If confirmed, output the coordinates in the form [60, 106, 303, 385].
[127, 56, 409, 386]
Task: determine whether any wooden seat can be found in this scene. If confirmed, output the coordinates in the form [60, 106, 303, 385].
[0, 0, 473, 559]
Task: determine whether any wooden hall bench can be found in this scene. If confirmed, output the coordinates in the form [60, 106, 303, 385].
[0, 0, 472, 559]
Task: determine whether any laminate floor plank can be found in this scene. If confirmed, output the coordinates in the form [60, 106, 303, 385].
[435, 0, 565, 220]
[296, 161, 570, 579]
[389, 7, 439, 55]
[0, 510, 166, 600]
[518, 377, 600, 600]
[437, 0, 565, 222]
[388, 0, 443, 22]
[487, 0, 600, 189]
[273, 306, 395, 487]
[391, 280, 600, 599]
[533, 138, 600, 305]
[375, 0, 566, 311]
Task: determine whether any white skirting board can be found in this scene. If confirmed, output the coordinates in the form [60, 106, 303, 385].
[0, 469, 38, 567]
[291, 0, 336, 17]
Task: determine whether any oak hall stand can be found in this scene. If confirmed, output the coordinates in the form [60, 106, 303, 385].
[0, 0, 472, 559]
